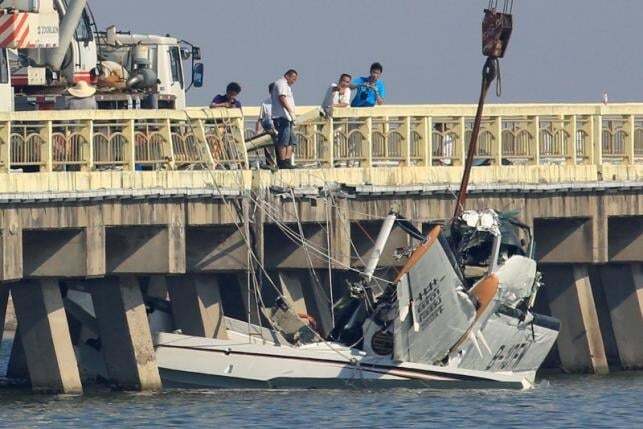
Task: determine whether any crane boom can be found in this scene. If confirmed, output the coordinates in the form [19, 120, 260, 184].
[43, 0, 85, 70]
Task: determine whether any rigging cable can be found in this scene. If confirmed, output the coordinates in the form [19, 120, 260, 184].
[182, 109, 367, 365]
[453, 2, 514, 219]
[288, 188, 332, 307]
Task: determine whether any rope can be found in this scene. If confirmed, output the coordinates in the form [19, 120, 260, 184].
[325, 199, 335, 329]
[182, 108, 368, 366]
[247, 192, 395, 286]
[494, 58, 502, 97]
[289, 188, 331, 306]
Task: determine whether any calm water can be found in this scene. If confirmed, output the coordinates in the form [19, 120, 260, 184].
[1, 335, 641, 429]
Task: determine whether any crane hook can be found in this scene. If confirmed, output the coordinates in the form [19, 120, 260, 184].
[453, 2, 515, 220]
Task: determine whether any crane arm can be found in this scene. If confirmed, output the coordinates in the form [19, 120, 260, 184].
[44, 0, 86, 70]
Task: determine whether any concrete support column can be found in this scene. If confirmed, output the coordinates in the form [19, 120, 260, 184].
[278, 271, 308, 314]
[86, 205, 106, 277]
[306, 270, 334, 337]
[11, 280, 83, 394]
[90, 276, 161, 391]
[0, 286, 7, 344]
[599, 264, 643, 369]
[167, 274, 227, 339]
[278, 270, 334, 337]
[329, 198, 351, 269]
[592, 196, 608, 263]
[0, 208, 23, 282]
[237, 273, 262, 326]
[168, 203, 187, 274]
[6, 327, 28, 380]
[542, 264, 609, 374]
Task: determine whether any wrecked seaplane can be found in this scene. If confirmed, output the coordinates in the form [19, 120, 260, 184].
[153, 2, 559, 390]
[153, 207, 559, 390]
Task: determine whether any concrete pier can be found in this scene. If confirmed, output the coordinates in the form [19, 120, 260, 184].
[11, 280, 83, 394]
[278, 271, 309, 314]
[541, 265, 609, 374]
[0, 209, 22, 282]
[6, 327, 28, 380]
[306, 271, 334, 337]
[597, 264, 643, 370]
[90, 277, 161, 391]
[0, 286, 7, 344]
[237, 273, 262, 326]
[0, 180, 639, 382]
[167, 274, 227, 339]
[278, 270, 333, 336]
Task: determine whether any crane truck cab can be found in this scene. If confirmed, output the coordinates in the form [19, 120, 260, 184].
[97, 32, 203, 110]
[10, 0, 202, 110]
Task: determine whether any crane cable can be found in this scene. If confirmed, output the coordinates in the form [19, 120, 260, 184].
[453, 2, 514, 220]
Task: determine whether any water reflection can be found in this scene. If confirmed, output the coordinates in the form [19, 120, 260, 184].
[1, 338, 642, 428]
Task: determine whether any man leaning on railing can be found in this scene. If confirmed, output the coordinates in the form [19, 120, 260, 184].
[321, 73, 352, 117]
[210, 82, 242, 109]
[350, 62, 386, 108]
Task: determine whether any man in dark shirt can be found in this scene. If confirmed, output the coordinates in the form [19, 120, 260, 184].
[211, 82, 242, 108]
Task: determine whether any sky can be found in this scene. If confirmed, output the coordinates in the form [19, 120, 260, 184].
[91, 0, 643, 107]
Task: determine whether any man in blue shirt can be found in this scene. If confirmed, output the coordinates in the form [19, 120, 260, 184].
[351, 62, 386, 107]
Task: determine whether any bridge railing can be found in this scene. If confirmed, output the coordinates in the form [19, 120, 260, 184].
[0, 109, 247, 172]
[242, 104, 643, 168]
[1, 103, 642, 172]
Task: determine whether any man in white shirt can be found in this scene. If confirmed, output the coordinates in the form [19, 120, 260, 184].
[321, 73, 352, 117]
[256, 83, 275, 134]
[271, 69, 298, 169]
[254, 83, 277, 168]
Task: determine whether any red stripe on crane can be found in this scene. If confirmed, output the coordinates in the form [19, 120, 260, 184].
[0, 13, 29, 47]
[73, 72, 92, 83]
[0, 13, 19, 36]
[15, 24, 30, 49]
[11, 76, 29, 86]
[1, 12, 27, 37]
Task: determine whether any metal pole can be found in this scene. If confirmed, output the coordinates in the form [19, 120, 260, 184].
[363, 207, 399, 282]
[453, 57, 497, 219]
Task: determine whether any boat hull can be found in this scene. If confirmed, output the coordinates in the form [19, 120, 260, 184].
[155, 333, 532, 390]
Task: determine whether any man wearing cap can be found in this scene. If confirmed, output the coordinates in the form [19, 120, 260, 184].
[66, 81, 98, 110]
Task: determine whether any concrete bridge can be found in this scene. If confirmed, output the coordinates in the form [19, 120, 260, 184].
[0, 103, 641, 393]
